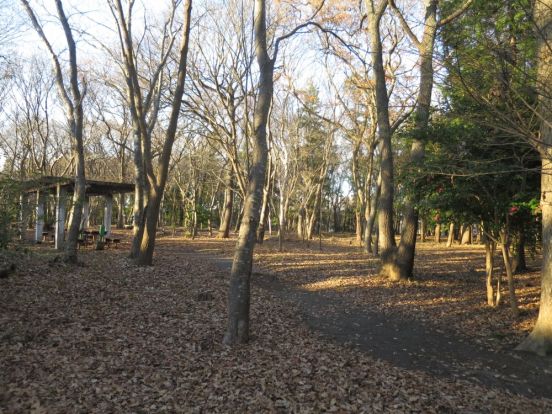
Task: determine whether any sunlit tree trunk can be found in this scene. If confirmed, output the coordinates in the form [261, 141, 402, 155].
[434, 223, 441, 243]
[517, 0, 552, 355]
[224, 0, 272, 345]
[366, 1, 395, 259]
[446, 222, 455, 247]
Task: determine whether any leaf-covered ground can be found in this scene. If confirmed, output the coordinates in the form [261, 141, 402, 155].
[1, 233, 551, 413]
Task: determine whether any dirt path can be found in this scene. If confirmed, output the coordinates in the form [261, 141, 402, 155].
[184, 248, 552, 399]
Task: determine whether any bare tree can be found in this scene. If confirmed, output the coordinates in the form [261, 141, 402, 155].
[224, 0, 323, 345]
[387, 0, 473, 281]
[108, 0, 193, 265]
[20, 0, 87, 263]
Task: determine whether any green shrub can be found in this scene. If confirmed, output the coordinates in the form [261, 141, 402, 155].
[0, 176, 21, 249]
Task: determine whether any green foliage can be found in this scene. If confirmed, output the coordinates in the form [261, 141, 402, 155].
[406, 114, 540, 230]
[0, 176, 21, 249]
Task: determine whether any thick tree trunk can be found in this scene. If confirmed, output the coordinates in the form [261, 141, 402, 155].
[130, 134, 146, 258]
[391, 0, 437, 281]
[135, 0, 192, 266]
[224, 0, 272, 345]
[434, 224, 441, 244]
[64, 144, 85, 263]
[136, 187, 161, 266]
[461, 225, 472, 244]
[517, 0, 552, 354]
[364, 1, 397, 278]
[446, 222, 455, 247]
[218, 168, 234, 238]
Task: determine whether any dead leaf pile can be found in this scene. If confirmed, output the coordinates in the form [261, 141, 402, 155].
[1, 235, 551, 412]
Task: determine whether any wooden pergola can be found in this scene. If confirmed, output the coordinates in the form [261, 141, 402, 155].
[21, 176, 134, 248]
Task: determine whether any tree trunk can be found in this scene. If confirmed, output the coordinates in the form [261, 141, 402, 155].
[461, 224, 472, 244]
[218, 168, 233, 238]
[518, 157, 552, 354]
[135, 0, 193, 265]
[365, 1, 395, 265]
[388, 0, 437, 281]
[512, 227, 527, 273]
[500, 229, 519, 318]
[21, 0, 86, 263]
[446, 222, 455, 247]
[256, 155, 272, 243]
[355, 210, 363, 245]
[420, 217, 427, 242]
[224, 0, 272, 345]
[117, 193, 125, 229]
[484, 237, 496, 307]
[364, 175, 380, 254]
[434, 224, 441, 243]
[130, 134, 146, 258]
[64, 144, 85, 263]
[373, 223, 379, 256]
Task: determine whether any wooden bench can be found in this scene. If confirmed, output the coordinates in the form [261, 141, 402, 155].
[105, 238, 121, 248]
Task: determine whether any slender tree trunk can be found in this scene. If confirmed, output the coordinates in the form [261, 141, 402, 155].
[374, 223, 380, 256]
[355, 210, 363, 244]
[512, 227, 527, 273]
[218, 167, 234, 238]
[420, 217, 427, 242]
[117, 193, 125, 229]
[256, 155, 272, 243]
[364, 175, 380, 254]
[21, 0, 86, 263]
[484, 237, 496, 307]
[297, 206, 305, 240]
[500, 228, 519, 318]
[224, 0, 272, 345]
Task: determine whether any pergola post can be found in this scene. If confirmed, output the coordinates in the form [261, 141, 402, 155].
[34, 191, 46, 243]
[55, 184, 67, 250]
[104, 194, 113, 236]
[80, 196, 90, 230]
[20, 193, 29, 241]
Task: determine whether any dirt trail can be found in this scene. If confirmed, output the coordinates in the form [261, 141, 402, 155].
[183, 248, 552, 399]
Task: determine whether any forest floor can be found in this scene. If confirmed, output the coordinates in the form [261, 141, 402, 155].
[1, 231, 552, 413]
